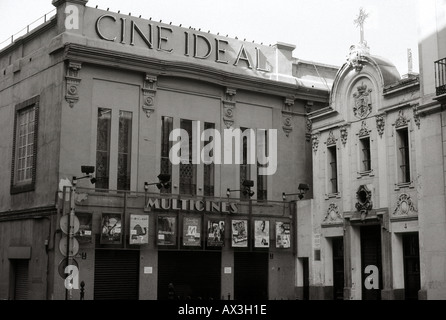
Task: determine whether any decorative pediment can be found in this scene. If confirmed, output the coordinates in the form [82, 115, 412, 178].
[353, 82, 373, 119]
[358, 121, 371, 137]
[323, 203, 343, 223]
[395, 109, 408, 128]
[393, 193, 418, 216]
[326, 130, 337, 146]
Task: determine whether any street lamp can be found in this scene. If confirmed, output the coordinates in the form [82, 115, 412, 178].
[282, 183, 310, 201]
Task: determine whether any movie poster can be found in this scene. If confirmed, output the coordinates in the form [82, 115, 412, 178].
[276, 221, 291, 248]
[183, 217, 201, 247]
[254, 220, 270, 248]
[100, 213, 122, 244]
[231, 219, 248, 247]
[130, 214, 149, 245]
[75, 212, 93, 243]
[157, 216, 176, 246]
[207, 220, 225, 247]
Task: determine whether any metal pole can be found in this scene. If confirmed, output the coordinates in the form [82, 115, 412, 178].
[64, 186, 69, 301]
[66, 184, 76, 300]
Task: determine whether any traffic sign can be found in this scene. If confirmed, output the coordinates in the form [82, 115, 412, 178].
[58, 258, 79, 279]
[59, 235, 80, 257]
[60, 215, 80, 235]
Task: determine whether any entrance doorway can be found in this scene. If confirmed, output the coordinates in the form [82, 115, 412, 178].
[234, 252, 268, 300]
[403, 233, 420, 300]
[158, 251, 221, 300]
[360, 225, 382, 300]
[332, 237, 344, 300]
[10, 259, 29, 300]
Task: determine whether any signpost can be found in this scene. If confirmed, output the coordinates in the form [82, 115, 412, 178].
[60, 185, 79, 300]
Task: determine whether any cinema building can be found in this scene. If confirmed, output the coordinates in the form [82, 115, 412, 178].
[0, 0, 337, 300]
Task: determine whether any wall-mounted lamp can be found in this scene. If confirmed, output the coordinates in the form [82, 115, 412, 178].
[144, 174, 171, 191]
[227, 180, 255, 198]
[282, 183, 310, 201]
[73, 166, 97, 186]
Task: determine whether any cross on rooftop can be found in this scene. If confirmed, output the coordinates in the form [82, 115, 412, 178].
[354, 7, 369, 45]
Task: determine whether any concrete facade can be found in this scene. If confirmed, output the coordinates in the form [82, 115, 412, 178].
[0, 0, 336, 300]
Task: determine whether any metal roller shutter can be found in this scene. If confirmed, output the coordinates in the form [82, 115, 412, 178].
[94, 250, 140, 300]
[158, 251, 221, 300]
[14, 260, 30, 300]
[234, 252, 268, 300]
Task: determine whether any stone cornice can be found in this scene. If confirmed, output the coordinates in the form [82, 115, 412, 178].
[60, 43, 329, 101]
[383, 76, 420, 96]
[0, 206, 57, 222]
[308, 106, 338, 122]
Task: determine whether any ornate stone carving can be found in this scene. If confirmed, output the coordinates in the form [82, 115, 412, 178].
[312, 132, 320, 153]
[282, 116, 293, 137]
[326, 130, 337, 146]
[222, 88, 237, 128]
[65, 61, 82, 108]
[393, 193, 418, 216]
[323, 203, 343, 223]
[413, 104, 420, 129]
[305, 101, 314, 114]
[282, 97, 295, 137]
[395, 109, 408, 128]
[353, 82, 373, 119]
[358, 121, 371, 137]
[306, 117, 312, 141]
[376, 114, 385, 138]
[339, 125, 348, 146]
[141, 74, 157, 118]
[347, 43, 370, 72]
[355, 185, 373, 218]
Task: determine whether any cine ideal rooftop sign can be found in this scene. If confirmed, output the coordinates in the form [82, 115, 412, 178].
[88, 9, 276, 76]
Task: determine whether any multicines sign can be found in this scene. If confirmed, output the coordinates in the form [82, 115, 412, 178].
[145, 197, 238, 214]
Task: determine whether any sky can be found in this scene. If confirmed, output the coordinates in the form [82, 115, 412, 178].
[0, 0, 420, 74]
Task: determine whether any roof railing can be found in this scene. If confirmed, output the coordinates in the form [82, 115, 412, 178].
[0, 9, 56, 50]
